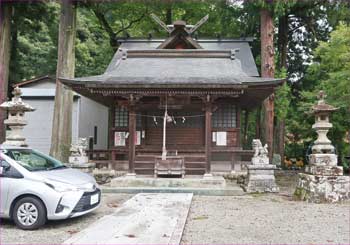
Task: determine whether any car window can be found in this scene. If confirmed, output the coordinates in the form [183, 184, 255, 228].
[7, 149, 65, 171]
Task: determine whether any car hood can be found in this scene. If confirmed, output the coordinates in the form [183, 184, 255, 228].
[34, 168, 95, 185]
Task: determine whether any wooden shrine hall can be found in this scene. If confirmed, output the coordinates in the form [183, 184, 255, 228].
[61, 16, 283, 176]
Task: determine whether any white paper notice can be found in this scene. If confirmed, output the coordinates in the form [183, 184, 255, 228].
[212, 132, 217, 142]
[114, 132, 126, 146]
[136, 131, 141, 145]
[216, 131, 227, 146]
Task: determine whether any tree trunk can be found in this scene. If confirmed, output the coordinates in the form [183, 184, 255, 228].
[0, 3, 12, 143]
[50, 0, 76, 161]
[278, 14, 288, 69]
[260, 8, 275, 160]
[278, 119, 286, 161]
[277, 14, 288, 161]
[255, 106, 261, 139]
[165, 7, 172, 25]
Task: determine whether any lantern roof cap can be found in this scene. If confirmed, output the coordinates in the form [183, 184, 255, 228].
[311, 91, 338, 113]
[0, 87, 35, 112]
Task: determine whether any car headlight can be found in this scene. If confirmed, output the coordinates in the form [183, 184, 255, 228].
[45, 179, 79, 192]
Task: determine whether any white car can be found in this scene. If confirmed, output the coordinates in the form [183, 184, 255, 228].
[0, 145, 100, 230]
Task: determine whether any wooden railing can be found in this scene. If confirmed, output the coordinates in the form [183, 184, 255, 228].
[87, 147, 254, 173]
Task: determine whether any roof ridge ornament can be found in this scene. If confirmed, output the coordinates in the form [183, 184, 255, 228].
[150, 13, 209, 35]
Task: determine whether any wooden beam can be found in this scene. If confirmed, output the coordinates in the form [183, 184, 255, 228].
[260, 8, 275, 160]
[0, 3, 11, 143]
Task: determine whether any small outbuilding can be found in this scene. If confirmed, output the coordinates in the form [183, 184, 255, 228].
[16, 75, 108, 154]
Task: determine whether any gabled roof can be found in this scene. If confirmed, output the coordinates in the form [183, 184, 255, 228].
[61, 17, 281, 90]
[14, 75, 54, 88]
[61, 49, 282, 89]
[111, 38, 259, 76]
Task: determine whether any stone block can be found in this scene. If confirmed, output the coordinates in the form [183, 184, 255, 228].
[294, 173, 350, 203]
[305, 165, 343, 176]
[309, 154, 337, 166]
[243, 164, 279, 193]
[69, 155, 89, 165]
[67, 161, 96, 173]
[252, 156, 269, 165]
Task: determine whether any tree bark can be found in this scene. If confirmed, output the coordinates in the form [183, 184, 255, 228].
[277, 14, 288, 161]
[165, 7, 172, 25]
[0, 3, 12, 143]
[50, 0, 76, 161]
[278, 14, 288, 69]
[260, 8, 275, 160]
[255, 106, 261, 139]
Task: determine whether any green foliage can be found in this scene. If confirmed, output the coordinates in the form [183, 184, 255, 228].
[9, 3, 59, 83]
[291, 23, 350, 162]
[274, 68, 290, 120]
[75, 7, 114, 77]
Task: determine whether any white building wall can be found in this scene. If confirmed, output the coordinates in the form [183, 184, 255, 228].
[78, 96, 108, 150]
[22, 98, 79, 155]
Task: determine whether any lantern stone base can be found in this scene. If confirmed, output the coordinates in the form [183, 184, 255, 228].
[68, 155, 89, 165]
[305, 165, 343, 176]
[243, 164, 279, 193]
[68, 155, 94, 173]
[294, 173, 350, 203]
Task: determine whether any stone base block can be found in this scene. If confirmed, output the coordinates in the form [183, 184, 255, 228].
[305, 165, 343, 176]
[243, 164, 279, 193]
[69, 156, 89, 165]
[252, 156, 269, 165]
[67, 162, 96, 173]
[110, 176, 226, 188]
[92, 168, 125, 184]
[294, 173, 350, 203]
[309, 153, 337, 166]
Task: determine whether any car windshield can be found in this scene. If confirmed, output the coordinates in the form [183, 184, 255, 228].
[6, 149, 66, 172]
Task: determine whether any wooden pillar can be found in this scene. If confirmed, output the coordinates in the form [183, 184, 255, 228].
[108, 103, 115, 170]
[128, 103, 136, 175]
[204, 96, 212, 176]
[108, 103, 115, 149]
[261, 8, 275, 160]
[0, 3, 12, 143]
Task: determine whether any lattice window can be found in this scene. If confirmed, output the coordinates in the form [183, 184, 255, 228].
[115, 107, 142, 128]
[212, 105, 236, 128]
[115, 107, 128, 127]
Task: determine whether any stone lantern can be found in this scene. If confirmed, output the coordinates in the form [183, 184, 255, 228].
[0, 87, 35, 146]
[295, 91, 349, 203]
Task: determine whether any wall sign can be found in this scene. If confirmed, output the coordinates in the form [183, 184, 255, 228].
[114, 132, 126, 146]
[216, 131, 227, 146]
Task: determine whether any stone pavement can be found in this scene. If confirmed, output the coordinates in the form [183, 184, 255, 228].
[63, 193, 193, 245]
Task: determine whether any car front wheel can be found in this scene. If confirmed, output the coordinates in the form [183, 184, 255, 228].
[13, 197, 46, 230]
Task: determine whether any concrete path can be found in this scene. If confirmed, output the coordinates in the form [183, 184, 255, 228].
[64, 193, 193, 245]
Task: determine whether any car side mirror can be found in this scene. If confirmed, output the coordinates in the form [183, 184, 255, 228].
[0, 160, 11, 175]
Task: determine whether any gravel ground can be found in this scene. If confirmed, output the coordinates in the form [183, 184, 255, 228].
[0, 194, 133, 245]
[2, 172, 349, 245]
[181, 171, 350, 244]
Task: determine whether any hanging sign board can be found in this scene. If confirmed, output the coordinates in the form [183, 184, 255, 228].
[216, 131, 227, 146]
[114, 132, 126, 146]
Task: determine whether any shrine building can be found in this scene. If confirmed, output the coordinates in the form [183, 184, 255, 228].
[61, 17, 283, 176]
